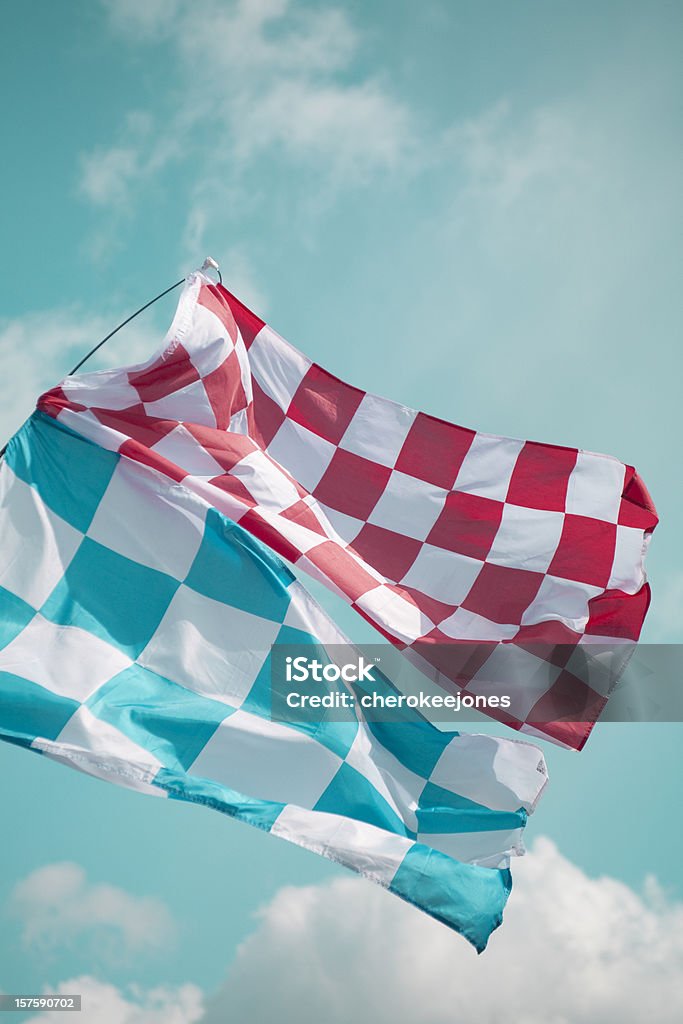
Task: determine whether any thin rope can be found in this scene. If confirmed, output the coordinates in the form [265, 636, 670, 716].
[68, 278, 185, 375]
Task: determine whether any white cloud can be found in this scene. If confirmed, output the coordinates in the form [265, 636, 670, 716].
[86, 0, 416, 251]
[10, 862, 175, 958]
[24, 976, 203, 1024]
[202, 838, 683, 1023]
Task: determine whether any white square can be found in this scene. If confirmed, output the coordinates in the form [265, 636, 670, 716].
[150, 424, 226, 479]
[521, 574, 602, 631]
[248, 326, 312, 411]
[268, 418, 336, 493]
[62, 371, 139, 412]
[55, 704, 164, 778]
[339, 394, 417, 468]
[355, 585, 433, 643]
[0, 466, 82, 609]
[417, 827, 525, 870]
[402, 544, 482, 605]
[608, 525, 647, 593]
[144, 379, 216, 425]
[138, 584, 279, 706]
[467, 644, 563, 720]
[87, 459, 206, 580]
[488, 504, 564, 573]
[228, 407, 250, 435]
[283, 579, 349, 645]
[344, 727, 426, 834]
[0, 613, 131, 702]
[439, 606, 519, 641]
[454, 434, 525, 500]
[565, 451, 624, 522]
[314, 503, 364, 544]
[271, 805, 412, 885]
[368, 470, 448, 541]
[189, 709, 343, 809]
[189, 303, 234, 373]
[430, 732, 547, 812]
[232, 450, 300, 511]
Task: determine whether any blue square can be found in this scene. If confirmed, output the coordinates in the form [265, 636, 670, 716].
[314, 762, 413, 838]
[0, 672, 79, 745]
[87, 664, 233, 773]
[155, 768, 286, 833]
[0, 587, 36, 649]
[417, 781, 526, 835]
[41, 538, 179, 658]
[7, 412, 118, 533]
[389, 843, 511, 952]
[249, 623, 358, 759]
[185, 508, 294, 622]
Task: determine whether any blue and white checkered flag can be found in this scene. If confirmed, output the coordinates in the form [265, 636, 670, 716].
[0, 412, 547, 951]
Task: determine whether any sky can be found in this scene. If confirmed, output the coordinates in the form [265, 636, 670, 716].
[0, 1, 682, 1020]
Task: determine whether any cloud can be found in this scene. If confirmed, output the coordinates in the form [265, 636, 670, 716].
[24, 976, 203, 1024]
[10, 862, 175, 959]
[202, 838, 683, 1024]
[85, 0, 417, 251]
[0, 307, 159, 444]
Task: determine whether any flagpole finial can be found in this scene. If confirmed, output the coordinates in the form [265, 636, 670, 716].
[201, 257, 222, 284]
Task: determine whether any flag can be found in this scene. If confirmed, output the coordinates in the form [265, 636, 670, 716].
[0, 411, 547, 951]
[38, 271, 658, 748]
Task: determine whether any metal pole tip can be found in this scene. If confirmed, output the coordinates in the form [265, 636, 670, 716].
[201, 257, 222, 283]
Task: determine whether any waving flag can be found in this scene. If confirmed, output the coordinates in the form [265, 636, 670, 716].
[38, 271, 657, 747]
[0, 411, 547, 951]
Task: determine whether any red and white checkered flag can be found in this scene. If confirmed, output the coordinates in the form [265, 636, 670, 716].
[40, 271, 658, 749]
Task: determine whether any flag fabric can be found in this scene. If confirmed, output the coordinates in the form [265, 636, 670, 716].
[38, 271, 658, 748]
[0, 411, 548, 952]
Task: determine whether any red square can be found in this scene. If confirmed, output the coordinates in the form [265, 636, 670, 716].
[92, 404, 177, 448]
[401, 585, 457, 627]
[288, 364, 365, 444]
[239, 509, 302, 565]
[219, 285, 266, 349]
[209, 473, 258, 509]
[351, 524, 422, 583]
[413, 630, 496, 686]
[119, 439, 187, 484]
[304, 541, 380, 602]
[38, 386, 86, 416]
[198, 283, 238, 344]
[618, 466, 658, 530]
[185, 423, 256, 472]
[281, 499, 328, 537]
[251, 379, 287, 448]
[506, 441, 577, 512]
[512, 621, 581, 669]
[427, 491, 503, 559]
[129, 343, 199, 403]
[461, 562, 544, 625]
[202, 349, 247, 431]
[394, 412, 475, 489]
[527, 670, 605, 737]
[585, 583, 651, 639]
[314, 448, 391, 520]
[548, 514, 617, 588]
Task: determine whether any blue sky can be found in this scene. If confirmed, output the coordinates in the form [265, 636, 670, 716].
[1, 2, 682, 1021]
